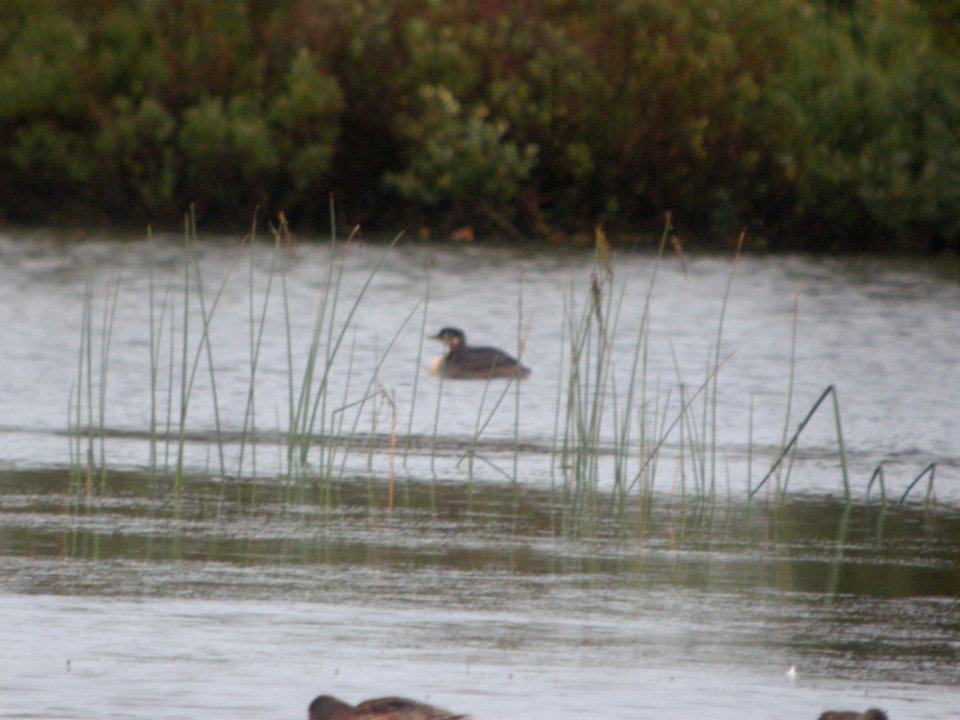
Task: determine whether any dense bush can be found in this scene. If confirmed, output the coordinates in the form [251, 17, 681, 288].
[384, 85, 538, 234]
[0, 0, 957, 252]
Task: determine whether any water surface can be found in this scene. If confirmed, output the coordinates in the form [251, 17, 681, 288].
[0, 231, 958, 719]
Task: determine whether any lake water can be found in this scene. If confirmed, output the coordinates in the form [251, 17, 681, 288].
[0, 230, 958, 719]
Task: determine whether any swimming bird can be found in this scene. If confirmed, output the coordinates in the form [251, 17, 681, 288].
[818, 709, 888, 720]
[429, 327, 531, 380]
[308, 695, 469, 720]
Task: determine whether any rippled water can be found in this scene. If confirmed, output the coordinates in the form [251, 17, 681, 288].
[0, 232, 957, 488]
[0, 230, 958, 719]
[2, 470, 959, 719]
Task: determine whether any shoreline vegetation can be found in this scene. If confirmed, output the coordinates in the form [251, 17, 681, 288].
[2, 0, 959, 253]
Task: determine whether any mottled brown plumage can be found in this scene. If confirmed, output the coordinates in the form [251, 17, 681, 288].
[818, 709, 888, 720]
[308, 695, 468, 720]
[429, 327, 531, 380]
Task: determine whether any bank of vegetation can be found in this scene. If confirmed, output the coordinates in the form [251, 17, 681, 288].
[1, 0, 958, 252]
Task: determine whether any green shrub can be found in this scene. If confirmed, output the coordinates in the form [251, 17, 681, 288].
[485, 20, 605, 222]
[151, 0, 262, 104]
[781, 0, 960, 250]
[0, 0, 958, 250]
[9, 121, 92, 184]
[268, 48, 345, 205]
[177, 96, 279, 215]
[95, 96, 178, 217]
[89, 4, 168, 98]
[0, 8, 87, 120]
[384, 85, 538, 229]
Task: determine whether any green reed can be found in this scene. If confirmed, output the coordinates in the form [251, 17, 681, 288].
[331, 301, 420, 493]
[460, 325, 528, 478]
[705, 232, 743, 496]
[867, 459, 938, 508]
[403, 267, 431, 470]
[284, 217, 403, 481]
[866, 461, 887, 504]
[555, 233, 645, 533]
[147, 228, 171, 483]
[68, 261, 122, 495]
[550, 220, 803, 535]
[167, 208, 244, 493]
[236, 212, 268, 483]
[900, 462, 937, 506]
[65, 214, 942, 535]
[749, 384, 850, 501]
[825, 501, 854, 596]
[771, 287, 802, 498]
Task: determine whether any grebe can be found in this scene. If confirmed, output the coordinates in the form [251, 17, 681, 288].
[428, 327, 531, 380]
[308, 695, 469, 720]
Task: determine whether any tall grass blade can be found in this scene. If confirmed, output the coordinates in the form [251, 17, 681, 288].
[866, 461, 886, 504]
[750, 385, 836, 499]
[95, 270, 123, 492]
[899, 462, 936, 505]
[830, 386, 850, 501]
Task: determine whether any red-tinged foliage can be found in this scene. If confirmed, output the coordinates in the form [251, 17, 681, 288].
[0, 0, 957, 251]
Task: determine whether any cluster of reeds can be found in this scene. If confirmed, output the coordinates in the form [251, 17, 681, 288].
[67, 215, 940, 529]
[68, 206, 411, 506]
[548, 221, 734, 534]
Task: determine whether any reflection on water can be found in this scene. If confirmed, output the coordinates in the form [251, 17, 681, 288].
[1, 469, 959, 718]
[3, 470, 959, 602]
[0, 232, 959, 719]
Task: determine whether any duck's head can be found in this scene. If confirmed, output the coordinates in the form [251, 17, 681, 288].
[308, 695, 352, 720]
[430, 327, 466, 349]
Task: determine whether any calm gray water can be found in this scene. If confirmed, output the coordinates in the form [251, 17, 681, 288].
[0, 230, 958, 719]
[0, 233, 957, 487]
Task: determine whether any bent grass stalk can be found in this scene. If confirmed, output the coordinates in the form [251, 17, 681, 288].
[900, 462, 936, 506]
[749, 385, 849, 501]
[866, 461, 886, 504]
[830, 386, 850, 500]
[826, 502, 854, 595]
